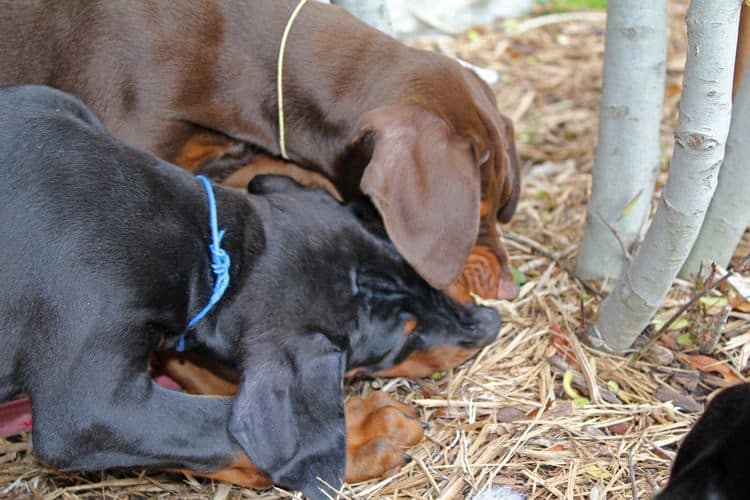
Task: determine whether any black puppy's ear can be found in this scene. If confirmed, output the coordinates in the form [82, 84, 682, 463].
[247, 174, 304, 195]
[229, 332, 346, 498]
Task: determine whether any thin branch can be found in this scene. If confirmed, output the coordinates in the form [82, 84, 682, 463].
[630, 253, 750, 365]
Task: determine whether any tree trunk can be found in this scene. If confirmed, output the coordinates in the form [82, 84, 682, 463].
[681, 5, 750, 276]
[330, 0, 393, 36]
[681, 61, 750, 276]
[575, 1, 667, 282]
[590, 0, 741, 353]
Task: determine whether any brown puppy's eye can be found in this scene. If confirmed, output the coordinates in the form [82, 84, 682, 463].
[402, 318, 418, 336]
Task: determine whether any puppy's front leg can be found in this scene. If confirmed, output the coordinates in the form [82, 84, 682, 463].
[28, 370, 267, 488]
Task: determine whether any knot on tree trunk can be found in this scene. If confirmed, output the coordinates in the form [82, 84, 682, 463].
[675, 131, 720, 151]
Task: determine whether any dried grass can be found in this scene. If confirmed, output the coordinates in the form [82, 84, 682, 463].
[3, 2, 749, 499]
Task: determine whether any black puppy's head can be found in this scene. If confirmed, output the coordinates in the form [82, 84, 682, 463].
[228, 175, 500, 498]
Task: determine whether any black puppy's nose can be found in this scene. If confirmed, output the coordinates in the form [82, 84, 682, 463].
[471, 305, 501, 346]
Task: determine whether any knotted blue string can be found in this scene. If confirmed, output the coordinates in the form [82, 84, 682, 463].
[177, 175, 231, 352]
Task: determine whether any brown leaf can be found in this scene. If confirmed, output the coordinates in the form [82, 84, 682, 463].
[496, 407, 529, 423]
[678, 353, 745, 384]
[655, 386, 702, 413]
[607, 422, 630, 435]
[645, 342, 675, 365]
[541, 400, 574, 419]
[729, 292, 750, 313]
[672, 372, 699, 392]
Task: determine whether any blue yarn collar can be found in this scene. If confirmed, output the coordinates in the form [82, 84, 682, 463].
[177, 175, 231, 352]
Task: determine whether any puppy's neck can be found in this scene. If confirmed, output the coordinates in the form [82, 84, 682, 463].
[185, 187, 264, 365]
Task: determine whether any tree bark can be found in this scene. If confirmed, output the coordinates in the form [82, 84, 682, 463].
[590, 0, 742, 353]
[681, 61, 750, 276]
[330, 0, 393, 36]
[575, 1, 667, 282]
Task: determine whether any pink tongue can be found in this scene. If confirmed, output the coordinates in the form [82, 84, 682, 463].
[0, 374, 183, 438]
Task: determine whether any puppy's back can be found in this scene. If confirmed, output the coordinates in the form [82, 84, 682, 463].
[0, 85, 201, 292]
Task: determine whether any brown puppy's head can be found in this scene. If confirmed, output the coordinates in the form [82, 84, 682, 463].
[227, 176, 500, 497]
[342, 58, 520, 298]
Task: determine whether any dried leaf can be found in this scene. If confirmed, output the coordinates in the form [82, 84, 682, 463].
[678, 353, 745, 384]
[496, 407, 529, 423]
[655, 386, 702, 413]
[645, 342, 675, 365]
[541, 401, 574, 420]
[607, 422, 630, 435]
[729, 292, 750, 313]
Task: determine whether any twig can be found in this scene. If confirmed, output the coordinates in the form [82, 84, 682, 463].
[701, 306, 731, 354]
[628, 451, 638, 500]
[503, 230, 560, 261]
[630, 253, 750, 366]
[593, 210, 633, 264]
[504, 230, 602, 301]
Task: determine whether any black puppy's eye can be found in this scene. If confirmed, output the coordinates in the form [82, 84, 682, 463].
[356, 270, 406, 299]
[459, 340, 479, 349]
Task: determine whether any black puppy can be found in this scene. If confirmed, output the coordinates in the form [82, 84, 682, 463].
[657, 383, 750, 500]
[0, 85, 500, 498]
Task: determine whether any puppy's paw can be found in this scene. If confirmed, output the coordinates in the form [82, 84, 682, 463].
[344, 391, 424, 483]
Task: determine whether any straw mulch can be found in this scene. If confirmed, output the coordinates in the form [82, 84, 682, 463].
[3, 2, 747, 499]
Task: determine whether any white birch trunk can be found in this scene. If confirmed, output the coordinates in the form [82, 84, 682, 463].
[590, 0, 741, 353]
[575, 1, 667, 282]
[330, 0, 393, 36]
[681, 62, 750, 276]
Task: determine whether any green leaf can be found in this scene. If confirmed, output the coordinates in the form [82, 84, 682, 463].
[430, 370, 445, 381]
[652, 316, 689, 331]
[573, 397, 590, 408]
[512, 267, 528, 286]
[584, 463, 611, 479]
[466, 29, 481, 42]
[677, 332, 697, 346]
[699, 296, 728, 308]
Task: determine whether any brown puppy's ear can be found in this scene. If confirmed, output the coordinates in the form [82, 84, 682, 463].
[459, 66, 521, 224]
[495, 114, 520, 223]
[353, 105, 481, 289]
[228, 332, 345, 498]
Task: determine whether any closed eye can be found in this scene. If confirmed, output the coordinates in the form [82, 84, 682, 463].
[355, 270, 410, 300]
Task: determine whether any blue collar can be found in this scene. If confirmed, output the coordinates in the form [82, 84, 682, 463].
[176, 175, 231, 352]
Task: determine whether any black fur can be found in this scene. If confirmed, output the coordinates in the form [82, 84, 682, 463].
[657, 383, 750, 500]
[0, 85, 500, 499]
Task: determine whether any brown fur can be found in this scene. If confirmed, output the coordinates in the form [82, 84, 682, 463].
[0, 0, 520, 295]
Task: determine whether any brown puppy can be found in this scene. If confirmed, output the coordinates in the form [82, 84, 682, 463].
[0, 0, 520, 297]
